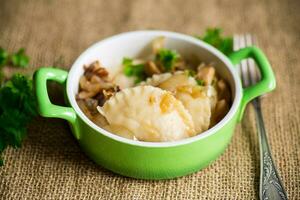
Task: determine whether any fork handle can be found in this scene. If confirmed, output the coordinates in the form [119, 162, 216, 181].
[252, 98, 288, 200]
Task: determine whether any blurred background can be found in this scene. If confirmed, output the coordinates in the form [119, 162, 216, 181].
[1, 0, 299, 71]
[0, 0, 299, 199]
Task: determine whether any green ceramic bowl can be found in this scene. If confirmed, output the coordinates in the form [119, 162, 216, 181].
[34, 31, 275, 179]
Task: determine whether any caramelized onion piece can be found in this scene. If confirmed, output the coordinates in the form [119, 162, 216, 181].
[217, 79, 231, 102]
[144, 61, 161, 76]
[196, 65, 215, 85]
[77, 91, 98, 99]
[84, 61, 109, 78]
[211, 99, 230, 126]
[95, 86, 121, 106]
[79, 76, 102, 93]
[172, 58, 186, 71]
[77, 99, 108, 127]
[77, 61, 119, 104]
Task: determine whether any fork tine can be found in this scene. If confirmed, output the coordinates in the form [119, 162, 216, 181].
[245, 34, 258, 84]
[246, 34, 262, 84]
[233, 34, 240, 51]
[252, 36, 262, 82]
[239, 35, 250, 87]
[233, 34, 242, 77]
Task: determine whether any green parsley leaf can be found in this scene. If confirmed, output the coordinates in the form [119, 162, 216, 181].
[196, 79, 205, 86]
[123, 58, 134, 76]
[122, 57, 133, 67]
[10, 48, 30, 68]
[0, 70, 5, 86]
[155, 48, 179, 71]
[122, 57, 146, 83]
[0, 74, 37, 165]
[0, 48, 9, 67]
[133, 76, 144, 84]
[196, 28, 233, 56]
[185, 69, 196, 77]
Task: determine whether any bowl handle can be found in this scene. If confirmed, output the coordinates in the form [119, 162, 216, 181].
[34, 68, 80, 139]
[228, 47, 276, 121]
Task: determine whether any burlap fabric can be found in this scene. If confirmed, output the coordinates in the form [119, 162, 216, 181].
[0, 0, 299, 199]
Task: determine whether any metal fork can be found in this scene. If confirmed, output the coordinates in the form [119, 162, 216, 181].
[234, 34, 288, 200]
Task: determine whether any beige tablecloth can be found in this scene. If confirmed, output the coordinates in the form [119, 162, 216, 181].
[0, 0, 299, 199]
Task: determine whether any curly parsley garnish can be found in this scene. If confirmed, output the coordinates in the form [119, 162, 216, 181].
[0, 47, 30, 68]
[0, 74, 37, 165]
[123, 57, 146, 84]
[196, 79, 205, 86]
[11, 48, 30, 68]
[196, 28, 233, 56]
[0, 48, 9, 67]
[155, 48, 179, 71]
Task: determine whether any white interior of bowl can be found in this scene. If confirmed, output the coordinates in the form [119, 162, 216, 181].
[67, 30, 242, 147]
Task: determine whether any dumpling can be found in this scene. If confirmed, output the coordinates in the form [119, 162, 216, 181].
[158, 73, 197, 93]
[103, 124, 136, 140]
[175, 85, 211, 133]
[145, 73, 213, 133]
[98, 86, 196, 142]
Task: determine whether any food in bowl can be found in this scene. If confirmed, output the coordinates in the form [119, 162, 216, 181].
[35, 30, 275, 179]
[76, 37, 231, 142]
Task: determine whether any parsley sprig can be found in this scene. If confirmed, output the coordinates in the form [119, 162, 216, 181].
[155, 48, 179, 71]
[123, 58, 146, 84]
[0, 48, 9, 66]
[0, 47, 30, 69]
[11, 48, 30, 68]
[196, 28, 233, 56]
[0, 74, 37, 165]
[0, 47, 35, 165]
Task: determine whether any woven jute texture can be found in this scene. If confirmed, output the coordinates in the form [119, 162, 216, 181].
[0, 0, 299, 199]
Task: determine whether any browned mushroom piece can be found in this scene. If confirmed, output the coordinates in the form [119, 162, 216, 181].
[84, 61, 109, 80]
[77, 99, 108, 127]
[94, 66, 109, 78]
[80, 76, 102, 92]
[94, 86, 121, 106]
[84, 61, 100, 79]
[77, 60, 120, 108]
[83, 98, 99, 115]
[77, 99, 92, 116]
[90, 75, 102, 83]
[172, 58, 187, 71]
[196, 65, 215, 86]
[103, 86, 120, 98]
[155, 62, 166, 73]
[94, 92, 106, 107]
[77, 99, 97, 116]
[90, 75, 115, 89]
[144, 61, 161, 76]
[210, 99, 230, 126]
[91, 113, 108, 127]
[217, 79, 231, 102]
[77, 91, 98, 99]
